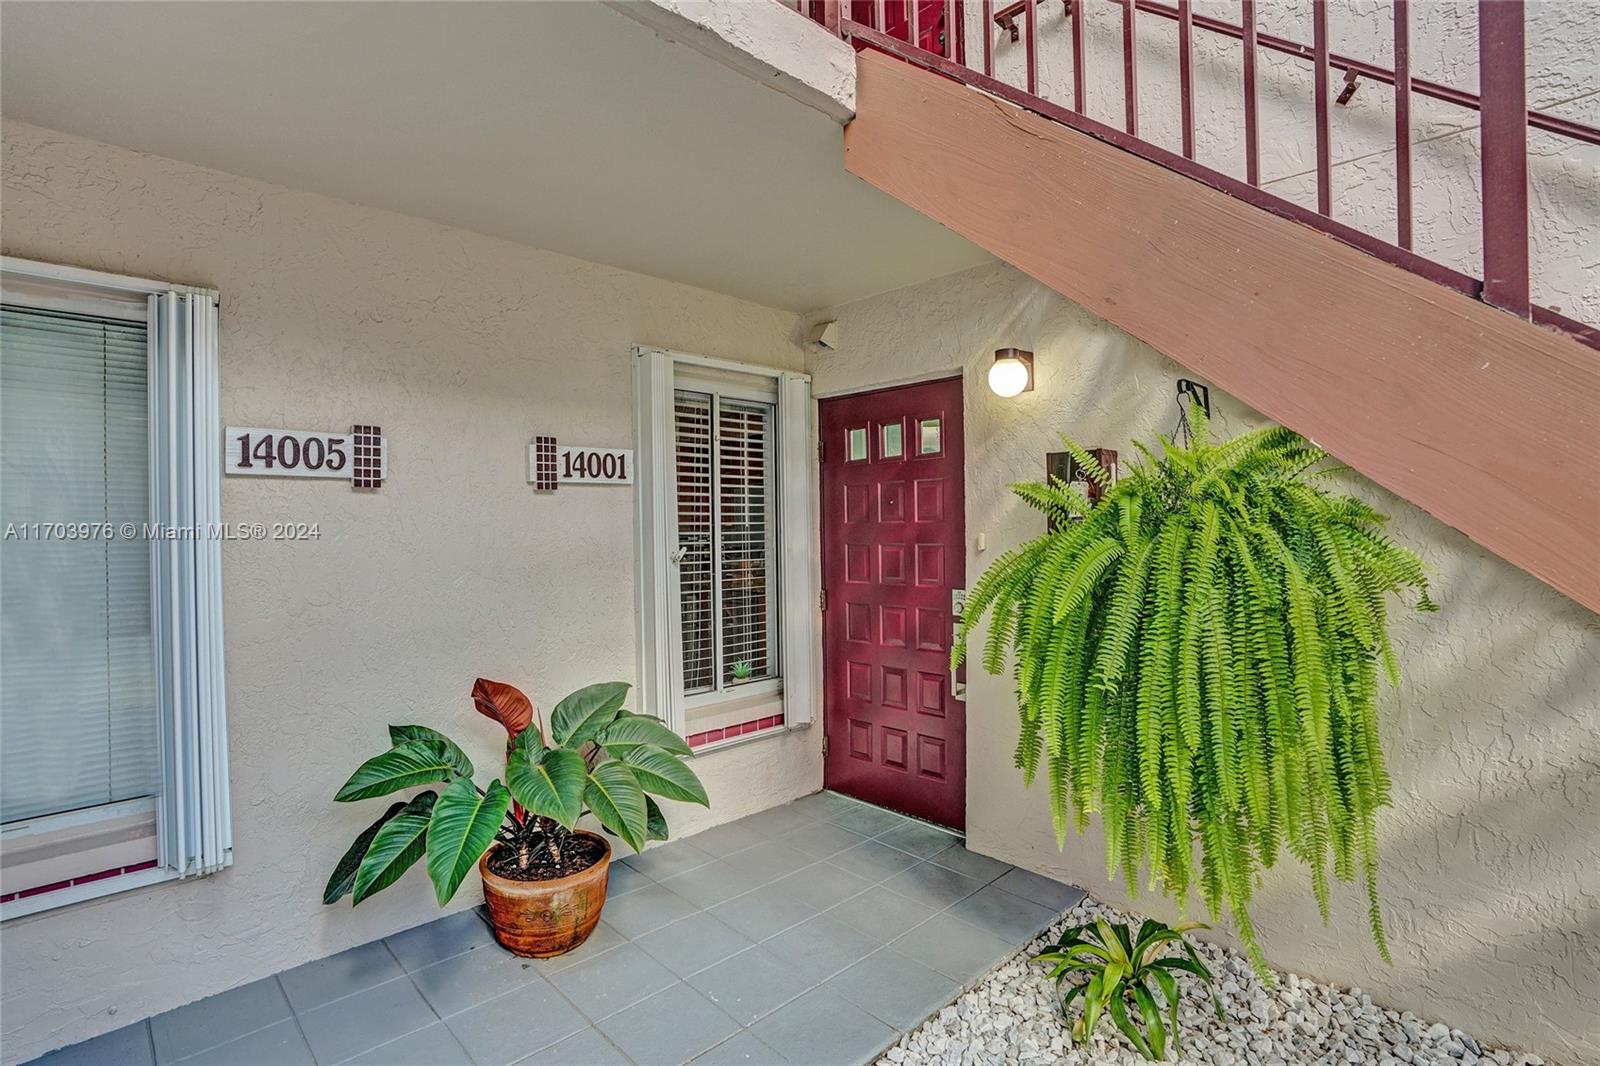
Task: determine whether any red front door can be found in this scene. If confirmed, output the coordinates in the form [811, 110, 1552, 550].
[820, 377, 966, 829]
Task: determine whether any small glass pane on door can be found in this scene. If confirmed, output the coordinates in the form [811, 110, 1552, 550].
[918, 418, 942, 455]
[881, 422, 903, 459]
[848, 427, 868, 462]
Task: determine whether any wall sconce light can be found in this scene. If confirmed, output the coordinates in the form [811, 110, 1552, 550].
[988, 348, 1034, 397]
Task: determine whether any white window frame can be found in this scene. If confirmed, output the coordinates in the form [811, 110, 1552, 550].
[1, 257, 231, 919]
[635, 346, 818, 749]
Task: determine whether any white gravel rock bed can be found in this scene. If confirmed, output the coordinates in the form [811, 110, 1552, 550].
[877, 896, 1544, 1066]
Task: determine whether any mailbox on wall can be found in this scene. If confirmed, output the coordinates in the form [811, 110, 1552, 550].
[1044, 447, 1118, 532]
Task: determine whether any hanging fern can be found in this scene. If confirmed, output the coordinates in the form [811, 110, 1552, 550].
[954, 408, 1435, 973]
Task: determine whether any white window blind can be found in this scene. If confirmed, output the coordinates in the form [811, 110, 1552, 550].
[1, 307, 160, 824]
[674, 390, 715, 694]
[717, 399, 776, 685]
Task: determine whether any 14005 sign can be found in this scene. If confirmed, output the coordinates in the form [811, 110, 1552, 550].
[225, 426, 387, 488]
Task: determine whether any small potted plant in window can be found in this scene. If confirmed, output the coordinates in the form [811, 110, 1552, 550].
[324, 679, 706, 957]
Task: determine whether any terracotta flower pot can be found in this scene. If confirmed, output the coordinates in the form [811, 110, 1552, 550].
[478, 831, 611, 957]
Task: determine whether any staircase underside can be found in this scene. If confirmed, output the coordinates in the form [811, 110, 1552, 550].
[844, 50, 1600, 614]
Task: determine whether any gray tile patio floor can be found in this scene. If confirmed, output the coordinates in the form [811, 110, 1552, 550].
[28, 791, 1085, 1066]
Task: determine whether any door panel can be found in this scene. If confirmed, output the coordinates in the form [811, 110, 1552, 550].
[820, 376, 965, 829]
[807, 2, 966, 64]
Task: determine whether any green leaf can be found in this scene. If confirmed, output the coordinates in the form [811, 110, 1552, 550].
[585, 760, 647, 853]
[1060, 982, 1087, 1013]
[1132, 983, 1166, 1060]
[324, 801, 405, 904]
[510, 723, 545, 761]
[425, 777, 510, 905]
[506, 746, 586, 829]
[619, 747, 709, 806]
[1108, 993, 1155, 1060]
[352, 792, 437, 904]
[644, 795, 669, 841]
[598, 712, 692, 757]
[1147, 968, 1183, 1055]
[388, 725, 474, 778]
[1080, 972, 1105, 1045]
[551, 682, 630, 747]
[335, 739, 460, 802]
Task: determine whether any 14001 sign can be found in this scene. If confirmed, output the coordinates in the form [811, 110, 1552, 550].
[528, 436, 633, 490]
[561, 448, 630, 481]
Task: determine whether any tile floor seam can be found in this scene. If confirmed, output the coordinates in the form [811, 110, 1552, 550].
[540, 971, 605, 1036]
[164, 1009, 293, 1064]
[508, 1024, 637, 1066]
[313, 970, 443, 1066]
[467, 981, 589, 1066]
[420, 964, 549, 1023]
[949, 891, 1030, 926]
[325, 1019, 471, 1066]
[739, 972, 827, 1028]
[273, 974, 319, 1066]
[547, 950, 682, 1027]
[283, 956, 408, 1017]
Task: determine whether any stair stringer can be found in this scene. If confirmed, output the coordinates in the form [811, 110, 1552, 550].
[844, 50, 1600, 614]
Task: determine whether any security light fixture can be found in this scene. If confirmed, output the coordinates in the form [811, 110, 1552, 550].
[989, 348, 1034, 397]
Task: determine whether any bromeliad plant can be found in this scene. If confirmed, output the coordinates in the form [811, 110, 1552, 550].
[1035, 917, 1223, 1061]
[323, 679, 707, 907]
[955, 407, 1435, 972]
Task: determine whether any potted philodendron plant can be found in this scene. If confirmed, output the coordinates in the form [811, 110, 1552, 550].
[323, 679, 706, 957]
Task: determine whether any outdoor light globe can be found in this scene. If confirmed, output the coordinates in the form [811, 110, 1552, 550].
[988, 355, 1030, 397]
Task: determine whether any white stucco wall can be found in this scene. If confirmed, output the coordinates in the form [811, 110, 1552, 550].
[807, 261, 1600, 1065]
[0, 119, 821, 1065]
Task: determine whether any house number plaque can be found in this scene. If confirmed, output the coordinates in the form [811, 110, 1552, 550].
[225, 425, 387, 489]
[529, 436, 634, 491]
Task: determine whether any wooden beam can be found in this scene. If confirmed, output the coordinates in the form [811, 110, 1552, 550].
[845, 50, 1600, 613]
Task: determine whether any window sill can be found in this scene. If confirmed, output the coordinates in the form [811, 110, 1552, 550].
[689, 719, 810, 757]
[0, 863, 178, 922]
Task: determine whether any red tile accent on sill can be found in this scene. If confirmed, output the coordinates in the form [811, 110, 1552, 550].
[686, 714, 786, 749]
[4, 859, 167, 905]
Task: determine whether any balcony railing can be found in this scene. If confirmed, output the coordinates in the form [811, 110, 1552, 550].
[791, 0, 1600, 350]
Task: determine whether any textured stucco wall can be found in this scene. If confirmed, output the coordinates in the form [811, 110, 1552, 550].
[0, 119, 821, 1065]
[808, 261, 1600, 1065]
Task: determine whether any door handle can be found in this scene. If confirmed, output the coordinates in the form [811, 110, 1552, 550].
[951, 587, 967, 701]
[951, 634, 966, 702]
[671, 534, 710, 566]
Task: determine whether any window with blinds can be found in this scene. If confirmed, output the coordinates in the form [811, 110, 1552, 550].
[0, 307, 160, 826]
[671, 388, 778, 697]
[2, 260, 230, 917]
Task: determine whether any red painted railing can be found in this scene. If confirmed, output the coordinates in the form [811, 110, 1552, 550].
[790, 0, 1600, 350]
